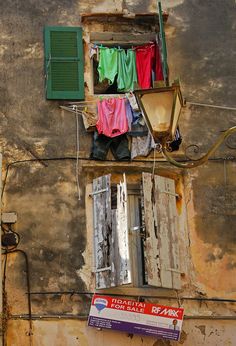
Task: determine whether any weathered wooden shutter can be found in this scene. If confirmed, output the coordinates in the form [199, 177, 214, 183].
[44, 26, 84, 100]
[92, 174, 131, 289]
[142, 172, 181, 289]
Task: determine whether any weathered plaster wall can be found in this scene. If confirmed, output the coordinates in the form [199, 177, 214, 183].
[164, 0, 236, 299]
[0, 0, 236, 345]
[6, 319, 236, 346]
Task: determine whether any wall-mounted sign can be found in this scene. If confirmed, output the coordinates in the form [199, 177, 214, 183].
[88, 295, 184, 341]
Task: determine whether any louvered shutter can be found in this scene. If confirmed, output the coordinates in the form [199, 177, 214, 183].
[142, 173, 181, 289]
[44, 26, 84, 100]
[92, 174, 131, 289]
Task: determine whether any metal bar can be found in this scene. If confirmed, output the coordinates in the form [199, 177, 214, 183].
[187, 101, 236, 111]
[162, 126, 236, 169]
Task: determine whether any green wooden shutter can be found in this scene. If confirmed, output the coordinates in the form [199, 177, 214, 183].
[44, 26, 84, 100]
[158, 1, 169, 86]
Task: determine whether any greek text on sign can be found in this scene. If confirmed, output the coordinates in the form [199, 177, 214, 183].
[88, 295, 184, 341]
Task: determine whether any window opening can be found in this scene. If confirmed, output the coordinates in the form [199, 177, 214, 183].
[127, 188, 146, 287]
[91, 41, 163, 95]
[92, 173, 181, 290]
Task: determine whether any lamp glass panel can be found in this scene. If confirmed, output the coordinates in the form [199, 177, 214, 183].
[141, 91, 174, 133]
[171, 93, 182, 138]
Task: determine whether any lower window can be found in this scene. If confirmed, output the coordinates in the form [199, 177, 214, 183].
[92, 172, 181, 290]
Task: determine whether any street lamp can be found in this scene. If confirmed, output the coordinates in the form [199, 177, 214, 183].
[134, 84, 236, 169]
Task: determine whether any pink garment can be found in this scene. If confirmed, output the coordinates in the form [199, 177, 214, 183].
[96, 98, 129, 138]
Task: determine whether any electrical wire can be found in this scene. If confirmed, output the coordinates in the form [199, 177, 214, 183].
[2, 155, 236, 201]
[2, 251, 8, 346]
[8, 314, 236, 321]
[25, 290, 236, 303]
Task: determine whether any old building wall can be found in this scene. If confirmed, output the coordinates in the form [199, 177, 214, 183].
[0, 0, 235, 345]
[5, 319, 236, 346]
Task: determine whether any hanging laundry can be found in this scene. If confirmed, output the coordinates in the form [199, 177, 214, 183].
[89, 44, 99, 59]
[168, 127, 182, 151]
[135, 43, 155, 89]
[135, 43, 164, 89]
[131, 132, 155, 159]
[96, 97, 129, 138]
[117, 49, 137, 92]
[97, 47, 118, 85]
[125, 92, 139, 111]
[125, 100, 133, 131]
[91, 131, 130, 161]
[128, 117, 149, 137]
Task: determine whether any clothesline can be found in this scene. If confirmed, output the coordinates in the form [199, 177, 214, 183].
[91, 42, 156, 51]
[66, 95, 132, 107]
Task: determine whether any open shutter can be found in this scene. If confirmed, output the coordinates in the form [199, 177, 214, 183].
[44, 26, 84, 100]
[92, 175, 112, 289]
[142, 173, 181, 289]
[92, 174, 131, 289]
[115, 174, 132, 285]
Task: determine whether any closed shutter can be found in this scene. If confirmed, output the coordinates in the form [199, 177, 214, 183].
[142, 173, 181, 289]
[92, 174, 131, 289]
[44, 26, 84, 100]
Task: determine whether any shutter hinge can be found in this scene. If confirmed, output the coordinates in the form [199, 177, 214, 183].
[130, 226, 145, 231]
[94, 266, 111, 273]
[90, 188, 109, 197]
[161, 190, 179, 198]
[166, 268, 183, 274]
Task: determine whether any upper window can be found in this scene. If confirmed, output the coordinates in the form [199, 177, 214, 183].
[91, 41, 163, 95]
[92, 172, 181, 290]
[44, 26, 84, 100]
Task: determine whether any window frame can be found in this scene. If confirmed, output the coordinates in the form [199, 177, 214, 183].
[89, 32, 158, 96]
[91, 172, 182, 290]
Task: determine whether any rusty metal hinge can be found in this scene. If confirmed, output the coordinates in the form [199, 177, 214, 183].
[94, 266, 111, 273]
[161, 190, 179, 198]
[166, 268, 183, 274]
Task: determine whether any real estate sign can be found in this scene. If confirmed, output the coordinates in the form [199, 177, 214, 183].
[88, 294, 184, 341]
